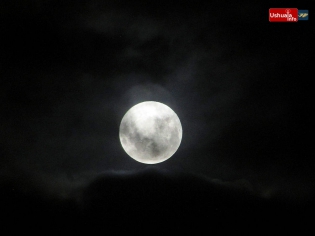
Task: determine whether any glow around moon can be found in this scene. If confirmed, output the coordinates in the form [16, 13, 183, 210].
[119, 101, 182, 164]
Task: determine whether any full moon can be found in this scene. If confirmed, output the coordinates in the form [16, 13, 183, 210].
[119, 101, 182, 164]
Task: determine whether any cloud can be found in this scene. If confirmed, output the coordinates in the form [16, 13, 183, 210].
[80, 167, 257, 207]
[1, 166, 311, 233]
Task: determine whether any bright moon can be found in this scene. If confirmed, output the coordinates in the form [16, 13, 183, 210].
[119, 101, 182, 164]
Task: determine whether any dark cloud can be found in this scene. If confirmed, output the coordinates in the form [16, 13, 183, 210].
[1, 169, 312, 233]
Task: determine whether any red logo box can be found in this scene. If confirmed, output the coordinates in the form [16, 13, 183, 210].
[269, 8, 298, 22]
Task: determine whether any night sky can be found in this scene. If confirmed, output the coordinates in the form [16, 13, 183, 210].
[1, 0, 313, 233]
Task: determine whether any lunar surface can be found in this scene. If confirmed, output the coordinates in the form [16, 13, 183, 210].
[119, 101, 182, 164]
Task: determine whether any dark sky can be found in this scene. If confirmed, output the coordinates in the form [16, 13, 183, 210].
[0, 0, 313, 233]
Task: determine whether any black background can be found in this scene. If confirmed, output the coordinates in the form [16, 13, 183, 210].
[0, 0, 313, 233]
